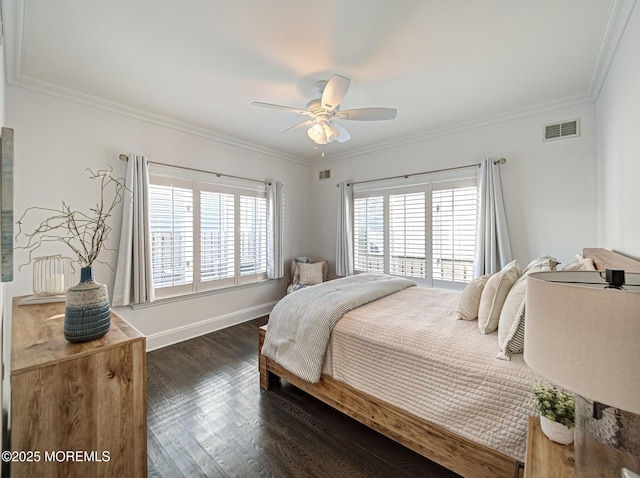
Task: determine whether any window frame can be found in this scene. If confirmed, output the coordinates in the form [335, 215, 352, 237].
[148, 165, 268, 299]
[352, 169, 477, 289]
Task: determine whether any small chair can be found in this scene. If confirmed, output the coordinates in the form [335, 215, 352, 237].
[287, 257, 328, 294]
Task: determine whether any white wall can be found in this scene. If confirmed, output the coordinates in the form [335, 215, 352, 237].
[310, 103, 599, 274]
[5, 86, 311, 349]
[597, 3, 640, 259]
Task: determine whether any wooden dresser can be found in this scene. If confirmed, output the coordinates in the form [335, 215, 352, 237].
[10, 297, 147, 478]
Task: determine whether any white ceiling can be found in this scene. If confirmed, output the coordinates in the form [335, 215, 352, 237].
[2, 0, 630, 163]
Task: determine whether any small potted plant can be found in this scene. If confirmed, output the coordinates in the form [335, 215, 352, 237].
[530, 382, 575, 445]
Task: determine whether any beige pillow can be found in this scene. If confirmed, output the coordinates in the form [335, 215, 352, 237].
[298, 262, 324, 285]
[478, 260, 521, 334]
[456, 274, 492, 320]
[562, 254, 596, 271]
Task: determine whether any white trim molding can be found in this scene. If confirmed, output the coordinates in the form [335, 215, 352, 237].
[140, 301, 276, 351]
[588, 0, 638, 99]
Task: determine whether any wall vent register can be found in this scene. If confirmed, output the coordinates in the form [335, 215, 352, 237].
[543, 119, 580, 141]
[319, 169, 331, 180]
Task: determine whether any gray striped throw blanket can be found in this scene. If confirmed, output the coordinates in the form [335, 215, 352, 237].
[261, 273, 416, 383]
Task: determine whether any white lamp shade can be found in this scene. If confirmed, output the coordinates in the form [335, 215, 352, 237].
[524, 271, 640, 414]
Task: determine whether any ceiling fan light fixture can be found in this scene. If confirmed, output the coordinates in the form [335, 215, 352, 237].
[307, 123, 327, 144]
[325, 123, 340, 142]
[253, 73, 397, 146]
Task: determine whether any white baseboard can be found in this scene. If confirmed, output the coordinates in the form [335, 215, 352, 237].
[145, 301, 276, 351]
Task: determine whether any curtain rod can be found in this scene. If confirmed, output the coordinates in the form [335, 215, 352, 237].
[119, 154, 271, 186]
[336, 157, 506, 188]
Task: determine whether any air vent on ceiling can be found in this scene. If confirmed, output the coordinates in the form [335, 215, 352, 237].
[543, 119, 580, 141]
[319, 169, 331, 180]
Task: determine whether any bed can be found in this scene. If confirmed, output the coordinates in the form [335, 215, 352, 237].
[258, 248, 640, 478]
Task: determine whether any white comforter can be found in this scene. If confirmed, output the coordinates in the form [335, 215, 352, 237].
[322, 286, 542, 462]
[261, 273, 415, 382]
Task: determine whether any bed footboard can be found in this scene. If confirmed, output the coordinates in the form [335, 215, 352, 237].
[258, 325, 280, 390]
[258, 325, 516, 478]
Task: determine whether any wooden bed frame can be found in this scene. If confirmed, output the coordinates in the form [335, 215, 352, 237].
[258, 248, 640, 478]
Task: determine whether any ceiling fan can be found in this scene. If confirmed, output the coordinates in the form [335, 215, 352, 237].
[252, 74, 397, 145]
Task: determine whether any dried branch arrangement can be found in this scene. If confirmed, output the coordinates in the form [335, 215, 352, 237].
[15, 167, 126, 270]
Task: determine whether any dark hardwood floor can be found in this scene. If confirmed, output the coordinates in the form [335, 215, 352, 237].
[146, 317, 461, 478]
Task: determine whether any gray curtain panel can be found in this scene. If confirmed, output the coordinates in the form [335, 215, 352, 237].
[112, 154, 155, 306]
[473, 158, 512, 277]
[336, 181, 354, 277]
[266, 181, 284, 279]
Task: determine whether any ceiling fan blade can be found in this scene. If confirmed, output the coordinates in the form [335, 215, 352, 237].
[335, 108, 397, 121]
[252, 102, 314, 117]
[276, 119, 315, 137]
[321, 74, 351, 111]
[332, 122, 351, 143]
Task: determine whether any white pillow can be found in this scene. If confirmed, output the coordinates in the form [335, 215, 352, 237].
[298, 262, 324, 285]
[456, 274, 492, 321]
[562, 254, 596, 271]
[478, 260, 521, 334]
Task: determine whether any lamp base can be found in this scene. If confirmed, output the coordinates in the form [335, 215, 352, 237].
[575, 395, 640, 478]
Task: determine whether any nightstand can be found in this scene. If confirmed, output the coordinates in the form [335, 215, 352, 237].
[524, 416, 575, 477]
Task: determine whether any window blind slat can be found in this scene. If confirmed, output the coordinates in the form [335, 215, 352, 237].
[354, 195, 384, 273]
[239, 195, 267, 276]
[200, 190, 235, 282]
[149, 184, 194, 288]
[432, 185, 477, 283]
[389, 191, 426, 278]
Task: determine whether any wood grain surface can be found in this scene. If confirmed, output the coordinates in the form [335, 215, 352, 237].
[524, 417, 575, 477]
[259, 326, 515, 478]
[583, 247, 640, 272]
[147, 317, 459, 477]
[10, 298, 147, 478]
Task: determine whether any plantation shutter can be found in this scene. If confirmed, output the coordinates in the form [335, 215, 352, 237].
[389, 186, 427, 278]
[239, 191, 267, 280]
[353, 193, 384, 273]
[432, 178, 477, 284]
[148, 178, 194, 290]
[199, 185, 235, 286]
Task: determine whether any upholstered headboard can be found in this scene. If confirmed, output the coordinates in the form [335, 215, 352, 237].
[583, 248, 640, 272]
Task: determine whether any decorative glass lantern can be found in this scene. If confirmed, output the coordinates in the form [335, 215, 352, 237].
[32, 255, 75, 296]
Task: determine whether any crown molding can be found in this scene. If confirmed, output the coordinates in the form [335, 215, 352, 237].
[3, 1, 312, 166]
[4, 0, 635, 168]
[588, 0, 637, 99]
[9, 74, 310, 165]
[313, 0, 637, 166]
[315, 94, 595, 165]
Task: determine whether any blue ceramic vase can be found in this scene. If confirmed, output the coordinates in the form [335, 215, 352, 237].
[64, 266, 111, 343]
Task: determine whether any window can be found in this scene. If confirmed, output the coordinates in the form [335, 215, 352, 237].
[353, 177, 477, 288]
[432, 179, 477, 284]
[149, 174, 267, 298]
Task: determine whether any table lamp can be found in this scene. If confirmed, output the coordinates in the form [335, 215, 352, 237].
[524, 270, 640, 477]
